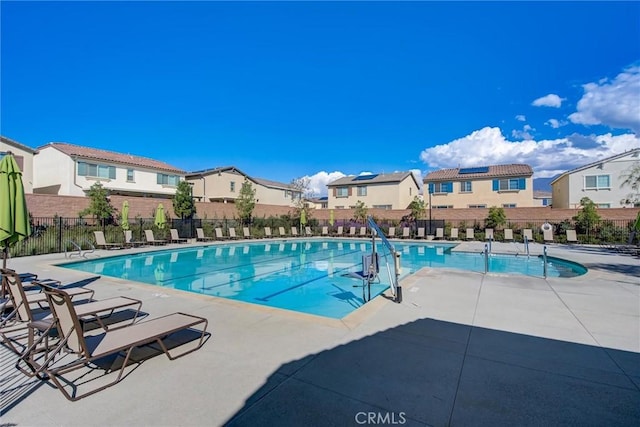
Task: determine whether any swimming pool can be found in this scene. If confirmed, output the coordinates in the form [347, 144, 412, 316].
[61, 240, 586, 319]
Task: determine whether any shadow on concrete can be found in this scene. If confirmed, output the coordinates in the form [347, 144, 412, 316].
[226, 318, 640, 426]
[583, 262, 640, 278]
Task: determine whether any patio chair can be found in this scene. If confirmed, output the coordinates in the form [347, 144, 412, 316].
[215, 228, 229, 240]
[543, 228, 554, 243]
[278, 227, 287, 237]
[321, 226, 329, 236]
[93, 231, 121, 250]
[144, 230, 167, 245]
[417, 227, 426, 239]
[504, 229, 514, 241]
[31, 283, 208, 401]
[124, 230, 145, 247]
[465, 228, 475, 240]
[196, 228, 215, 241]
[228, 227, 239, 240]
[435, 228, 444, 240]
[336, 226, 344, 236]
[305, 226, 313, 237]
[169, 229, 188, 244]
[485, 229, 494, 240]
[291, 227, 299, 237]
[264, 227, 272, 238]
[450, 228, 459, 240]
[348, 227, 356, 237]
[387, 227, 396, 238]
[359, 227, 367, 237]
[243, 227, 252, 239]
[523, 229, 533, 242]
[401, 227, 410, 239]
[1, 270, 141, 357]
[566, 230, 578, 244]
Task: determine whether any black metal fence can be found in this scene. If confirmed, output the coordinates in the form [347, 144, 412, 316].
[3, 216, 636, 260]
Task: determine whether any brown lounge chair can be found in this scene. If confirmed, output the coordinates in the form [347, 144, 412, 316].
[170, 229, 188, 243]
[29, 283, 208, 401]
[144, 229, 167, 245]
[196, 228, 215, 241]
[1, 270, 141, 358]
[93, 231, 122, 250]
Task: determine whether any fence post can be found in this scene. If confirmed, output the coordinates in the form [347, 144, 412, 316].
[57, 216, 63, 253]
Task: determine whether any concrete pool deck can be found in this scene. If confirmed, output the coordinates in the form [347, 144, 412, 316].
[1, 239, 639, 426]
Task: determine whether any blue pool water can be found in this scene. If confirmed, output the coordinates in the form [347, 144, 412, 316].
[61, 240, 586, 319]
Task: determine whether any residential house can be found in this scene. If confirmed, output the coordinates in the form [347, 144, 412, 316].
[423, 164, 534, 209]
[185, 166, 302, 207]
[327, 172, 421, 210]
[33, 142, 185, 198]
[551, 148, 640, 208]
[0, 136, 38, 193]
[305, 196, 328, 209]
[534, 191, 553, 207]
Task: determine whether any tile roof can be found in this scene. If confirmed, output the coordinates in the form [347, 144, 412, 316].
[328, 172, 419, 187]
[253, 177, 296, 190]
[424, 164, 533, 182]
[0, 135, 38, 154]
[40, 142, 185, 174]
[186, 165, 294, 190]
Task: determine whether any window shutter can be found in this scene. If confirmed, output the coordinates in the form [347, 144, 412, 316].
[492, 179, 499, 191]
[333, 188, 336, 196]
[78, 162, 86, 176]
[518, 178, 526, 190]
[445, 182, 453, 193]
[428, 183, 434, 194]
[348, 187, 353, 196]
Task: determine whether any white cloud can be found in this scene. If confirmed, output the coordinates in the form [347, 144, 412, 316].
[512, 124, 534, 140]
[532, 94, 564, 108]
[419, 126, 640, 178]
[303, 171, 346, 197]
[569, 66, 640, 133]
[545, 119, 567, 129]
[515, 115, 526, 121]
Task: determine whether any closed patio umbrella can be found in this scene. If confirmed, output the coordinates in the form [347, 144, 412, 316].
[121, 200, 130, 231]
[329, 209, 334, 227]
[300, 209, 307, 229]
[0, 153, 31, 271]
[154, 203, 166, 229]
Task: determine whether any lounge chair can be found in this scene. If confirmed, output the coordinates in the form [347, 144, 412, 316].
[215, 228, 229, 240]
[93, 231, 121, 250]
[124, 230, 145, 247]
[435, 228, 444, 240]
[321, 226, 329, 236]
[359, 227, 367, 237]
[228, 227, 238, 240]
[278, 227, 287, 237]
[196, 228, 215, 241]
[523, 229, 533, 242]
[291, 227, 299, 237]
[169, 229, 188, 244]
[450, 228, 459, 240]
[417, 227, 426, 239]
[543, 229, 554, 243]
[305, 226, 313, 237]
[336, 226, 344, 236]
[485, 229, 494, 240]
[566, 230, 578, 244]
[1, 271, 140, 357]
[30, 283, 208, 401]
[465, 228, 475, 240]
[504, 229, 514, 241]
[348, 227, 356, 237]
[144, 230, 167, 245]
[401, 227, 410, 239]
[387, 227, 396, 238]
[264, 227, 272, 238]
[243, 227, 252, 239]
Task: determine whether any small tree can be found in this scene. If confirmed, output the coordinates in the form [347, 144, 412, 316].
[573, 197, 601, 235]
[173, 181, 196, 219]
[407, 196, 426, 222]
[485, 206, 506, 229]
[236, 179, 256, 225]
[79, 182, 114, 228]
[353, 200, 368, 223]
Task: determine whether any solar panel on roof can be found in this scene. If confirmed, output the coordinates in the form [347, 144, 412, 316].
[353, 174, 378, 181]
[459, 167, 489, 174]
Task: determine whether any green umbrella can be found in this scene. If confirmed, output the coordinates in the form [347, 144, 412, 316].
[0, 153, 31, 270]
[329, 209, 334, 226]
[121, 200, 130, 231]
[154, 203, 166, 229]
[300, 209, 307, 228]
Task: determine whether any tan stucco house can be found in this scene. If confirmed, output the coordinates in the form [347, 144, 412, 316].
[423, 164, 534, 209]
[327, 172, 421, 210]
[0, 136, 38, 193]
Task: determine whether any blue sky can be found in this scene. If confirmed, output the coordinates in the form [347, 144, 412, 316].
[2, 1, 639, 196]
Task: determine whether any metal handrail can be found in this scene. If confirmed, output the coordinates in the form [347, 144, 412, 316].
[367, 216, 402, 303]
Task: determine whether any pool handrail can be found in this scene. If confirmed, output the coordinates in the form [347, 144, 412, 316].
[366, 216, 402, 303]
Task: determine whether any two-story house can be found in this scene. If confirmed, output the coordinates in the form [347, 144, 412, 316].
[33, 142, 185, 198]
[0, 136, 39, 193]
[185, 166, 302, 207]
[551, 148, 640, 208]
[327, 172, 421, 210]
[423, 164, 534, 209]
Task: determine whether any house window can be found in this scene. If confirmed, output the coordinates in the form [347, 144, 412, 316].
[126, 169, 135, 182]
[502, 203, 517, 208]
[372, 205, 392, 209]
[230, 181, 235, 192]
[157, 173, 180, 186]
[584, 175, 610, 190]
[468, 204, 487, 208]
[428, 182, 453, 194]
[357, 186, 367, 196]
[596, 203, 611, 208]
[434, 205, 453, 209]
[78, 162, 116, 179]
[460, 181, 472, 192]
[492, 178, 526, 191]
[336, 187, 348, 197]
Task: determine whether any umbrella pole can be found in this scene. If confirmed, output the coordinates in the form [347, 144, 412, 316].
[1, 247, 7, 298]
